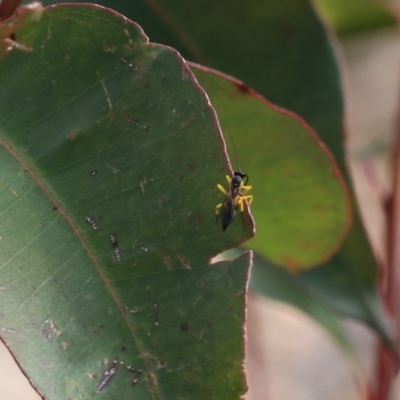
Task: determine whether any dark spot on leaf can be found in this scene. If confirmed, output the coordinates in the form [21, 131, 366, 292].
[52, 206, 58, 211]
[42, 329, 51, 339]
[9, 33, 16, 41]
[96, 358, 119, 393]
[132, 370, 142, 385]
[235, 81, 250, 94]
[207, 321, 213, 329]
[180, 257, 190, 269]
[161, 74, 165, 83]
[179, 176, 184, 181]
[197, 215, 204, 223]
[181, 322, 189, 331]
[226, 268, 232, 276]
[121, 347, 127, 352]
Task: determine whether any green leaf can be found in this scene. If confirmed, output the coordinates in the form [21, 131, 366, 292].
[191, 64, 350, 270]
[0, 5, 253, 399]
[315, 0, 396, 35]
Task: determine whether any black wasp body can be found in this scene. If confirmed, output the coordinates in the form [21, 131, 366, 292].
[215, 168, 253, 231]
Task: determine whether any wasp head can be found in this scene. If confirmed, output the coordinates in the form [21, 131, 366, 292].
[232, 170, 248, 188]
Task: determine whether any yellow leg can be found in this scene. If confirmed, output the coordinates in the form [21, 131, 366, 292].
[241, 184, 252, 193]
[215, 202, 223, 216]
[237, 195, 253, 212]
[217, 184, 228, 195]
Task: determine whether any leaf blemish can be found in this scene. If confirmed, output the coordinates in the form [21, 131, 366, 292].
[96, 358, 119, 393]
[85, 216, 99, 230]
[181, 322, 189, 332]
[141, 246, 148, 252]
[66, 132, 77, 140]
[131, 369, 142, 386]
[139, 178, 147, 193]
[103, 46, 115, 53]
[124, 114, 140, 125]
[153, 302, 159, 326]
[101, 79, 112, 110]
[104, 163, 119, 174]
[2, 327, 16, 334]
[89, 170, 98, 176]
[163, 256, 171, 269]
[123, 28, 134, 47]
[110, 234, 121, 263]
[120, 56, 138, 71]
[179, 257, 191, 269]
[44, 319, 62, 337]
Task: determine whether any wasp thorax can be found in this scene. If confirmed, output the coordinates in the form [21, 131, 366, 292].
[231, 175, 242, 188]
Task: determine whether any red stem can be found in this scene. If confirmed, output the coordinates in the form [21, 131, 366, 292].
[373, 86, 400, 400]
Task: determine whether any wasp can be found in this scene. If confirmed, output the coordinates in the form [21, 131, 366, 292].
[215, 133, 253, 231]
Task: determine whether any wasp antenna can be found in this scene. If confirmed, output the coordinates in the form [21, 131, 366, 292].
[226, 131, 241, 171]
